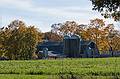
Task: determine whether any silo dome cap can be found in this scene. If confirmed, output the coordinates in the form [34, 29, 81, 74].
[64, 35, 70, 39]
[71, 34, 80, 39]
[64, 34, 81, 39]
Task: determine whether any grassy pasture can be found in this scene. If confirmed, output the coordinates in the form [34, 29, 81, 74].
[0, 57, 120, 79]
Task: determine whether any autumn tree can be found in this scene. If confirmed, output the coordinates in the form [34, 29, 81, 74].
[103, 24, 120, 55]
[44, 32, 63, 41]
[81, 18, 120, 54]
[0, 27, 6, 57]
[51, 21, 84, 36]
[90, 0, 120, 21]
[3, 20, 26, 59]
[0, 20, 43, 59]
[0, 26, 12, 58]
[23, 26, 43, 59]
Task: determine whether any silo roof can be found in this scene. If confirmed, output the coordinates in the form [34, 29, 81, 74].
[64, 35, 70, 39]
[64, 34, 81, 39]
[71, 34, 80, 39]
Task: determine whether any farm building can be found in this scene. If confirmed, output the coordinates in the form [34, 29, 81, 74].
[80, 40, 99, 57]
[63, 35, 99, 58]
[37, 34, 99, 58]
[37, 40, 63, 54]
[36, 41, 64, 58]
[63, 35, 81, 58]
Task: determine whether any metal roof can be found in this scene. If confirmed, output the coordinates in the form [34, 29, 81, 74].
[64, 34, 81, 39]
[80, 40, 94, 45]
[39, 41, 63, 46]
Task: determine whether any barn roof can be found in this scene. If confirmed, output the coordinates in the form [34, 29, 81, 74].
[48, 51, 60, 57]
[38, 40, 95, 46]
[80, 40, 94, 45]
[39, 41, 63, 46]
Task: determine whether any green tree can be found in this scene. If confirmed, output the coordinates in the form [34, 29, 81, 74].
[90, 0, 120, 21]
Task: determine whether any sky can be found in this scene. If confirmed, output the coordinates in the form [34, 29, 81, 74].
[0, 0, 119, 32]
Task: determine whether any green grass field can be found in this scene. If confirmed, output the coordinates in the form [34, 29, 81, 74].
[0, 57, 120, 79]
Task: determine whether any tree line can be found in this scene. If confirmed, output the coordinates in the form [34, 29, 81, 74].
[0, 18, 120, 60]
[49, 18, 120, 53]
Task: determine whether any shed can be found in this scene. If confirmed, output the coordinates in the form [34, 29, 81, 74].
[37, 41, 63, 54]
[80, 40, 99, 57]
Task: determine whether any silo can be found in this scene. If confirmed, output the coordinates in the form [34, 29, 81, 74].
[63, 35, 70, 57]
[63, 35, 81, 58]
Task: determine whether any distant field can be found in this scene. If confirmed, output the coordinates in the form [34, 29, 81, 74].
[0, 58, 120, 79]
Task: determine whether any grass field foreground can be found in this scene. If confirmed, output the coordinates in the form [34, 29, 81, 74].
[0, 57, 120, 79]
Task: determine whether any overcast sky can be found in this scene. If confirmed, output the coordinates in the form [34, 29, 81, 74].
[0, 0, 119, 32]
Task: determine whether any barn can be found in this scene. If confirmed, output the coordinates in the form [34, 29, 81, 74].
[36, 40, 64, 58]
[63, 35, 99, 58]
[37, 40, 63, 54]
[37, 34, 99, 58]
[80, 40, 99, 57]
